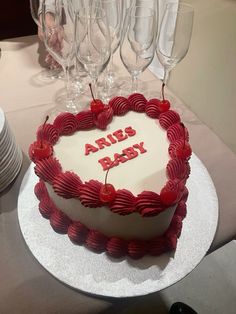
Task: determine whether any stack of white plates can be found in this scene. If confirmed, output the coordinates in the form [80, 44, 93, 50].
[0, 107, 23, 193]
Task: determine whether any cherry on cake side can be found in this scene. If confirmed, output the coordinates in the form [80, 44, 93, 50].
[175, 123, 192, 160]
[159, 83, 171, 113]
[29, 115, 53, 161]
[99, 155, 126, 203]
[89, 83, 105, 114]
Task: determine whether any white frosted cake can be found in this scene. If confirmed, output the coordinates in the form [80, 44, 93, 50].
[29, 93, 191, 259]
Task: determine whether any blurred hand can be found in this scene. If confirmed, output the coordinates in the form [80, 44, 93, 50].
[45, 52, 62, 70]
[38, 12, 63, 70]
[38, 12, 56, 41]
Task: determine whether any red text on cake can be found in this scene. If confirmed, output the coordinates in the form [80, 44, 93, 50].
[98, 142, 147, 171]
[85, 126, 136, 155]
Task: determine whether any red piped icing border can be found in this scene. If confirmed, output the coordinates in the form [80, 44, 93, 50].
[29, 93, 192, 216]
[35, 180, 188, 259]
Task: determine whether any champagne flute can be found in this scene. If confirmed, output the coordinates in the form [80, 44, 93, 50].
[99, 0, 124, 101]
[74, 7, 111, 99]
[30, 0, 62, 79]
[42, 0, 78, 113]
[156, 3, 194, 104]
[129, 0, 158, 20]
[120, 6, 157, 94]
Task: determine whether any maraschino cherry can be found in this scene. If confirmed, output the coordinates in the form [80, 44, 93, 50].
[29, 116, 53, 161]
[175, 123, 192, 160]
[99, 155, 125, 203]
[100, 183, 116, 203]
[158, 83, 170, 113]
[89, 83, 104, 114]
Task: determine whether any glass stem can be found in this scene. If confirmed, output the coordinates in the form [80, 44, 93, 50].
[131, 74, 138, 93]
[91, 77, 98, 98]
[64, 65, 71, 100]
[108, 53, 114, 74]
[163, 67, 170, 85]
[104, 53, 114, 96]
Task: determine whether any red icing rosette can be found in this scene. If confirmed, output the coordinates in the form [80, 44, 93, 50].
[128, 240, 147, 259]
[167, 178, 185, 195]
[167, 122, 189, 143]
[50, 210, 71, 234]
[148, 236, 168, 256]
[145, 98, 161, 119]
[106, 237, 128, 258]
[76, 110, 95, 130]
[181, 187, 189, 203]
[167, 158, 190, 180]
[94, 105, 113, 130]
[159, 110, 180, 130]
[37, 123, 59, 145]
[34, 157, 62, 183]
[79, 180, 103, 208]
[52, 171, 83, 199]
[175, 201, 187, 219]
[39, 197, 57, 219]
[34, 180, 48, 200]
[168, 214, 183, 238]
[68, 221, 89, 244]
[108, 96, 130, 116]
[86, 230, 108, 253]
[160, 179, 184, 206]
[136, 191, 163, 216]
[128, 93, 147, 112]
[165, 230, 178, 250]
[168, 139, 184, 159]
[169, 139, 192, 160]
[53, 112, 78, 135]
[110, 189, 136, 215]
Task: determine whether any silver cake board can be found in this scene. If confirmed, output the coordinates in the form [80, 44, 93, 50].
[17, 154, 218, 298]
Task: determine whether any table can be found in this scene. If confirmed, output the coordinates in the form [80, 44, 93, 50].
[0, 36, 235, 313]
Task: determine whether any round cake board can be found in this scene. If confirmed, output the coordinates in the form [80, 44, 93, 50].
[17, 154, 218, 298]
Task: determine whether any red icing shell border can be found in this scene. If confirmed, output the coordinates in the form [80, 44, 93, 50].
[30, 94, 191, 216]
[35, 180, 187, 259]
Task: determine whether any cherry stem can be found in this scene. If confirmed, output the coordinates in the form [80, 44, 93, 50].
[40, 115, 49, 149]
[89, 83, 96, 103]
[104, 154, 126, 190]
[161, 82, 165, 101]
[180, 122, 186, 150]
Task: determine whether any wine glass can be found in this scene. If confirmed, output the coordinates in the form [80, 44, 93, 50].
[30, 0, 62, 79]
[120, 6, 157, 94]
[42, 0, 78, 113]
[99, 0, 124, 101]
[74, 7, 111, 99]
[156, 3, 194, 103]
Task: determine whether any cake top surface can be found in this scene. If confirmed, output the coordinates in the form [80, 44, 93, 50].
[54, 111, 169, 195]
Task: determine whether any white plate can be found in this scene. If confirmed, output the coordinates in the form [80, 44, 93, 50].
[0, 125, 9, 148]
[0, 132, 11, 155]
[0, 148, 22, 192]
[0, 139, 17, 169]
[17, 154, 218, 298]
[0, 149, 22, 184]
[0, 107, 6, 136]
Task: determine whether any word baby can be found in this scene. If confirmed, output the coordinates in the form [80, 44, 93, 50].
[84, 126, 147, 171]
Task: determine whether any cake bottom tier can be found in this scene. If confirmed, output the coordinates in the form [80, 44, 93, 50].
[34, 180, 187, 259]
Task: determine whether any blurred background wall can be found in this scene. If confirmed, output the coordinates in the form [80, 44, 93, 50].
[168, 0, 236, 154]
[0, 1, 37, 40]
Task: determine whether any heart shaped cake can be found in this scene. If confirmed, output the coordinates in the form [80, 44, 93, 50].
[29, 93, 191, 259]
